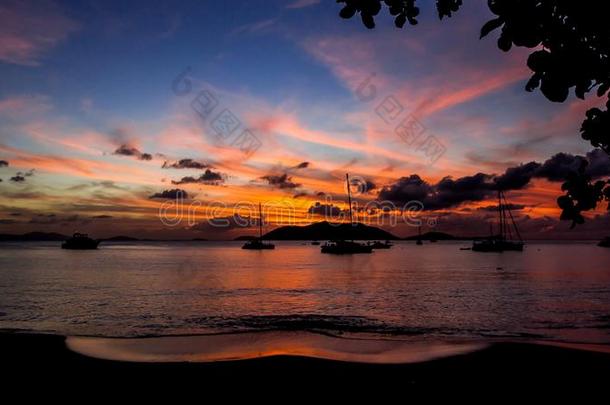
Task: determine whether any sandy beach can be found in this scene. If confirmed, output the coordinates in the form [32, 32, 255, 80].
[3, 331, 610, 397]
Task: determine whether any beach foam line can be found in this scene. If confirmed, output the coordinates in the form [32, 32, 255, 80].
[66, 331, 488, 364]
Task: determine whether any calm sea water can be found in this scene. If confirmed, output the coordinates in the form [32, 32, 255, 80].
[1, 241, 609, 343]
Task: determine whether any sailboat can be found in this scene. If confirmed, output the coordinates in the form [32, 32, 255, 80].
[321, 174, 373, 254]
[242, 203, 275, 250]
[472, 190, 524, 252]
[61, 233, 100, 250]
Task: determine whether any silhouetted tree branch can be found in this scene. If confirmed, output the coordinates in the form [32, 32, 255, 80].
[336, 0, 610, 227]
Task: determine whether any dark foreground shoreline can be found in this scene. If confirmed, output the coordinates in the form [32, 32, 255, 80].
[3, 332, 610, 398]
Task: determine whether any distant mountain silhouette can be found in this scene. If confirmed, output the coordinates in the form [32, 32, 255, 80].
[404, 231, 456, 241]
[260, 221, 398, 241]
[234, 235, 257, 241]
[101, 235, 139, 241]
[0, 232, 68, 241]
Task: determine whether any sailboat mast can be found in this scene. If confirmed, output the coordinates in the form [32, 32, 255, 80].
[498, 190, 504, 239]
[259, 203, 263, 240]
[346, 173, 353, 225]
[503, 192, 523, 242]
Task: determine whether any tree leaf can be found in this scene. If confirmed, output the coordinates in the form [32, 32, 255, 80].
[339, 5, 356, 19]
[597, 82, 610, 97]
[395, 14, 406, 28]
[480, 17, 504, 39]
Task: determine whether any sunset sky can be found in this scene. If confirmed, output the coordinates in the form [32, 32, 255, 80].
[1, 0, 609, 239]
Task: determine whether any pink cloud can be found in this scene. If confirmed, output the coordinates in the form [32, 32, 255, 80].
[0, 94, 52, 116]
[0, 0, 79, 66]
[286, 0, 321, 9]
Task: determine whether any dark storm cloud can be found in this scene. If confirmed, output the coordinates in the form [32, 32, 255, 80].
[260, 173, 300, 189]
[0, 160, 8, 167]
[307, 202, 344, 217]
[171, 169, 225, 185]
[293, 161, 310, 169]
[113, 144, 140, 157]
[378, 172, 519, 210]
[350, 177, 377, 194]
[433, 173, 496, 209]
[379, 149, 610, 210]
[162, 159, 211, 170]
[494, 162, 541, 190]
[535, 153, 584, 181]
[534, 151, 609, 182]
[583, 149, 610, 178]
[113, 144, 153, 161]
[378, 175, 435, 205]
[477, 204, 526, 212]
[9, 169, 34, 183]
[29, 214, 81, 225]
[149, 189, 189, 199]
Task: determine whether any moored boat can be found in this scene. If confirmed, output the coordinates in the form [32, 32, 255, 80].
[61, 233, 100, 250]
[472, 190, 524, 253]
[320, 174, 372, 255]
[321, 240, 373, 254]
[598, 237, 610, 248]
[368, 240, 393, 249]
[242, 203, 275, 250]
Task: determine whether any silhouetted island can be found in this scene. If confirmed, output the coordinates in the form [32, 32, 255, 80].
[234, 235, 257, 241]
[249, 221, 398, 241]
[404, 231, 456, 241]
[101, 236, 140, 242]
[0, 232, 68, 241]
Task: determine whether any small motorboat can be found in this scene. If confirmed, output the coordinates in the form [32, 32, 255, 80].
[311, 241, 321, 246]
[242, 238, 275, 250]
[598, 237, 610, 248]
[61, 233, 100, 250]
[368, 240, 393, 249]
[321, 240, 373, 254]
[472, 238, 523, 252]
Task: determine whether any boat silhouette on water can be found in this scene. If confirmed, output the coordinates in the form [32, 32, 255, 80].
[61, 233, 100, 250]
[242, 203, 275, 250]
[472, 190, 524, 252]
[598, 237, 610, 248]
[321, 240, 373, 254]
[320, 174, 372, 255]
[368, 240, 393, 249]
